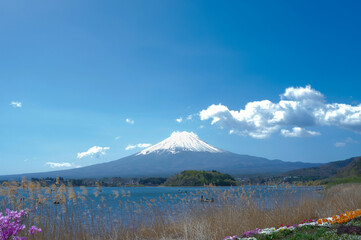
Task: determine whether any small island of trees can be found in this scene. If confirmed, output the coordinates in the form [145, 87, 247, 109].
[164, 170, 237, 186]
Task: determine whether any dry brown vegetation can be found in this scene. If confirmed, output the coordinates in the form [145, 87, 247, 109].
[0, 178, 360, 240]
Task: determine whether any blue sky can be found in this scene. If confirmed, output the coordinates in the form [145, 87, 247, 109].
[1, 0, 361, 175]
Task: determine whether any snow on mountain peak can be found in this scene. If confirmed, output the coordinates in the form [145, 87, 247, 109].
[137, 131, 222, 155]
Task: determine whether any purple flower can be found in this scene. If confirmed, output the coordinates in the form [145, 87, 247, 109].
[28, 226, 42, 235]
[240, 228, 261, 238]
[223, 235, 240, 240]
[0, 209, 41, 240]
[13, 237, 27, 240]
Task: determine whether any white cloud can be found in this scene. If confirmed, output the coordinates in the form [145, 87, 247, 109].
[176, 114, 194, 123]
[137, 143, 152, 148]
[10, 101, 22, 108]
[45, 162, 81, 168]
[281, 127, 320, 137]
[125, 145, 136, 150]
[77, 146, 110, 159]
[200, 85, 361, 138]
[45, 162, 73, 168]
[281, 85, 324, 103]
[334, 137, 359, 147]
[345, 137, 358, 143]
[125, 143, 152, 150]
[335, 142, 346, 147]
[125, 118, 134, 124]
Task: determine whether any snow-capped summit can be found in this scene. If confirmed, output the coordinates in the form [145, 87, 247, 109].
[137, 131, 222, 155]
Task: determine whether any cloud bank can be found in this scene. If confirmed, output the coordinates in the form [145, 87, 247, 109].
[125, 143, 152, 150]
[200, 85, 361, 138]
[77, 146, 110, 159]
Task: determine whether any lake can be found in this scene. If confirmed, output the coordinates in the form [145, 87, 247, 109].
[65, 185, 323, 227]
[0, 184, 323, 230]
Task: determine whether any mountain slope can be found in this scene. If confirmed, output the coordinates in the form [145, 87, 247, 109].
[335, 157, 361, 178]
[284, 156, 361, 179]
[0, 131, 322, 180]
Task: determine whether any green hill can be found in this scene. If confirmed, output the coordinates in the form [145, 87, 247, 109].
[283, 156, 361, 185]
[284, 157, 360, 179]
[164, 170, 237, 186]
[335, 157, 361, 178]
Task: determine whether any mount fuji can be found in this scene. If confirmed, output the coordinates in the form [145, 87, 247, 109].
[1, 131, 321, 179]
[137, 131, 222, 155]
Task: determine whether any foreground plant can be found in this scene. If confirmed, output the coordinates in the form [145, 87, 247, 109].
[224, 209, 361, 240]
[0, 209, 41, 240]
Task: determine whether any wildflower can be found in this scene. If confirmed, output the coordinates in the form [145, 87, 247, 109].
[224, 208, 361, 240]
[223, 235, 240, 240]
[28, 225, 42, 235]
[0, 209, 41, 240]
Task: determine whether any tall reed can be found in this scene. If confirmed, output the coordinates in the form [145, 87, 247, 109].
[0, 179, 360, 240]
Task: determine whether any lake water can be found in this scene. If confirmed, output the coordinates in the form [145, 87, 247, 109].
[0, 185, 323, 229]
[66, 185, 323, 227]
[75, 185, 323, 205]
[76, 185, 322, 201]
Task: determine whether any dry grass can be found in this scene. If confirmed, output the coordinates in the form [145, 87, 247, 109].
[1, 179, 360, 240]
